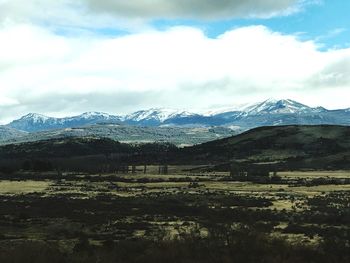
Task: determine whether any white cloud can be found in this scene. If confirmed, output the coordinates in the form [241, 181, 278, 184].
[0, 23, 350, 123]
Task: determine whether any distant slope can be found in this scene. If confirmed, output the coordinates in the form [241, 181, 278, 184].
[0, 126, 27, 141]
[1, 124, 237, 146]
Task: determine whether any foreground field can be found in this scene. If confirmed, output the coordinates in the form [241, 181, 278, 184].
[0, 169, 349, 262]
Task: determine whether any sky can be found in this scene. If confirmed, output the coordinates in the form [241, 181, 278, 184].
[1, 0, 350, 123]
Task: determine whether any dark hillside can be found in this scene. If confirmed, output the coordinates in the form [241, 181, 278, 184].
[1, 125, 350, 171]
[177, 125, 350, 168]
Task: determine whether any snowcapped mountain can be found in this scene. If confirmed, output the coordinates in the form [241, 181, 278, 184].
[203, 99, 322, 120]
[208, 98, 348, 129]
[240, 99, 316, 115]
[63, 112, 122, 125]
[4, 99, 350, 133]
[8, 113, 62, 132]
[8, 112, 122, 132]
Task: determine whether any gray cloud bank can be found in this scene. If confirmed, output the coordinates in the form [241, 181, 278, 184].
[309, 57, 350, 88]
[0, 0, 303, 26]
[85, 0, 301, 19]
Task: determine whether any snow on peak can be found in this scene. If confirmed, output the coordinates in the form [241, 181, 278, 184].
[125, 108, 196, 122]
[79, 112, 112, 119]
[21, 113, 51, 123]
[241, 99, 312, 115]
[203, 104, 247, 116]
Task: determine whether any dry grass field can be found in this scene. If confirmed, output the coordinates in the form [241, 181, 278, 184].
[0, 167, 349, 262]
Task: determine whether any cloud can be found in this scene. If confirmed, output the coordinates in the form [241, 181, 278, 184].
[0, 23, 350, 123]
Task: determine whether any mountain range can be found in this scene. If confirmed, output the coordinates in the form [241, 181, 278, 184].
[5, 99, 350, 132]
[1, 98, 350, 145]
